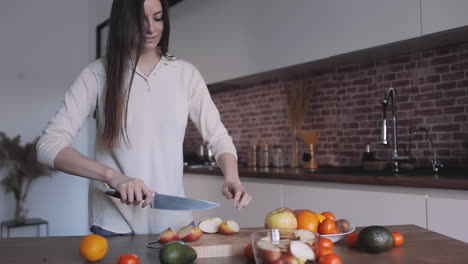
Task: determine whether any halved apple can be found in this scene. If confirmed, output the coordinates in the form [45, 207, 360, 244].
[177, 225, 203, 242]
[288, 241, 315, 262]
[293, 229, 316, 246]
[256, 239, 282, 262]
[218, 220, 240, 235]
[158, 228, 180, 244]
[198, 217, 223, 234]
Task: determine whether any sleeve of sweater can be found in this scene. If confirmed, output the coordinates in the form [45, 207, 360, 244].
[36, 66, 99, 168]
[186, 63, 237, 161]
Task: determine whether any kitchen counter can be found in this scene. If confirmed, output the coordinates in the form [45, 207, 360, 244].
[184, 165, 468, 190]
[1, 225, 468, 263]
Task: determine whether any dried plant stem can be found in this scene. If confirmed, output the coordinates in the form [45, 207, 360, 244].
[284, 79, 312, 167]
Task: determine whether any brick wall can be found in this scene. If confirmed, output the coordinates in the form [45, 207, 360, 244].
[184, 43, 468, 169]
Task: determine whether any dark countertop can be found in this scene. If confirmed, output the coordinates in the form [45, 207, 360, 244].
[184, 165, 468, 190]
[2, 225, 468, 263]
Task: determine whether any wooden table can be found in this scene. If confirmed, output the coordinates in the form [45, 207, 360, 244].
[1, 225, 467, 263]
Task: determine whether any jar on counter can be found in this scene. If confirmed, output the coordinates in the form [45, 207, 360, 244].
[271, 148, 284, 168]
[257, 143, 270, 168]
[247, 144, 258, 167]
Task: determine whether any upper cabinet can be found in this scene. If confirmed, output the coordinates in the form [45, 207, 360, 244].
[170, 0, 468, 85]
[170, 0, 330, 84]
[327, 0, 421, 56]
[421, 0, 468, 35]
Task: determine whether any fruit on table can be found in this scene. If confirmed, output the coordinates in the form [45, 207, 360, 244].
[79, 234, 108, 262]
[158, 228, 180, 244]
[265, 207, 298, 229]
[159, 242, 197, 264]
[335, 219, 351, 233]
[177, 225, 203, 242]
[218, 220, 240, 235]
[198, 217, 223, 233]
[117, 253, 140, 264]
[346, 232, 360, 247]
[318, 253, 342, 264]
[295, 210, 320, 233]
[358, 226, 394, 253]
[392, 231, 405, 247]
[315, 214, 327, 223]
[256, 239, 282, 262]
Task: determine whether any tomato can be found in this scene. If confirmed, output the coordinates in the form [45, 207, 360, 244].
[347, 232, 360, 247]
[392, 231, 405, 247]
[318, 237, 334, 249]
[321, 211, 336, 222]
[317, 247, 334, 258]
[319, 253, 342, 264]
[118, 253, 140, 264]
[319, 219, 337, 235]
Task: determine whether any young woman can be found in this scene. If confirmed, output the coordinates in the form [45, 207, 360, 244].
[37, 0, 251, 235]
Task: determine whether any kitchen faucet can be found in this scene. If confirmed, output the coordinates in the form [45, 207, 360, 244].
[409, 127, 443, 173]
[379, 88, 409, 172]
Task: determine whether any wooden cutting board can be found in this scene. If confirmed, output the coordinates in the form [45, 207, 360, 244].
[188, 227, 262, 258]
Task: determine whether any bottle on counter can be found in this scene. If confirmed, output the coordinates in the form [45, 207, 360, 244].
[257, 143, 270, 168]
[362, 143, 376, 162]
[247, 144, 258, 167]
[271, 147, 284, 168]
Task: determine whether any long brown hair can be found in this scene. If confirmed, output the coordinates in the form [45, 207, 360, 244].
[102, 0, 171, 149]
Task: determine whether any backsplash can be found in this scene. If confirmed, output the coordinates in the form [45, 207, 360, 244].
[184, 42, 468, 168]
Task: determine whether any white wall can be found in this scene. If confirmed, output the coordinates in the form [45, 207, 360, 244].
[0, 0, 112, 237]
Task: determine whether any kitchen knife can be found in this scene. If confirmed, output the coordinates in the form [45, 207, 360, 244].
[105, 188, 220, 211]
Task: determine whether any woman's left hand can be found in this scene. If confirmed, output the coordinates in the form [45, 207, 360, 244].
[221, 181, 252, 210]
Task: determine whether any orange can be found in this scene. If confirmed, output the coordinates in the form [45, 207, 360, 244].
[318, 237, 334, 249]
[321, 211, 336, 222]
[79, 234, 108, 262]
[295, 210, 320, 233]
[392, 231, 405, 247]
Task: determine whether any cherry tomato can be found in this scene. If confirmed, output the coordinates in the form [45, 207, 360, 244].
[347, 232, 360, 247]
[392, 231, 405, 247]
[319, 253, 342, 264]
[118, 253, 140, 264]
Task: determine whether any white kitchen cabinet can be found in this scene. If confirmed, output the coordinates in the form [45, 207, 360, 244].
[426, 191, 468, 243]
[421, 0, 468, 35]
[184, 173, 282, 228]
[170, 0, 331, 84]
[327, 0, 421, 56]
[282, 181, 427, 228]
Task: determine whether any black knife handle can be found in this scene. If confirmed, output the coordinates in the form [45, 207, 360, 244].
[106, 188, 148, 200]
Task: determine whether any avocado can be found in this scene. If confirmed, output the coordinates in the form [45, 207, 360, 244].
[159, 242, 197, 264]
[358, 226, 394, 253]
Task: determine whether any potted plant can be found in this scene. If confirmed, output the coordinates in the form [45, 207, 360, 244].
[0, 132, 54, 223]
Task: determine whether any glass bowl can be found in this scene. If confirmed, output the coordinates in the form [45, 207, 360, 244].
[251, 228, 320, 263]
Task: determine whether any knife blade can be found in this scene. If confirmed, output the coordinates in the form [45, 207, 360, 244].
[105, 188, 220, 211]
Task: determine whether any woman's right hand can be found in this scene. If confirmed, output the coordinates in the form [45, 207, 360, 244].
[108, 173, 154, 208]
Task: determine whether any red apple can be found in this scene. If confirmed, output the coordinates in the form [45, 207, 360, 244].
[218, 220, 240, 235]
[158, 228, 179, 244]
[265, 207, 298, 230]
[177, 225, 203, 242]
[256, 239, 281, 262]
[198, 217, 223, 234]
